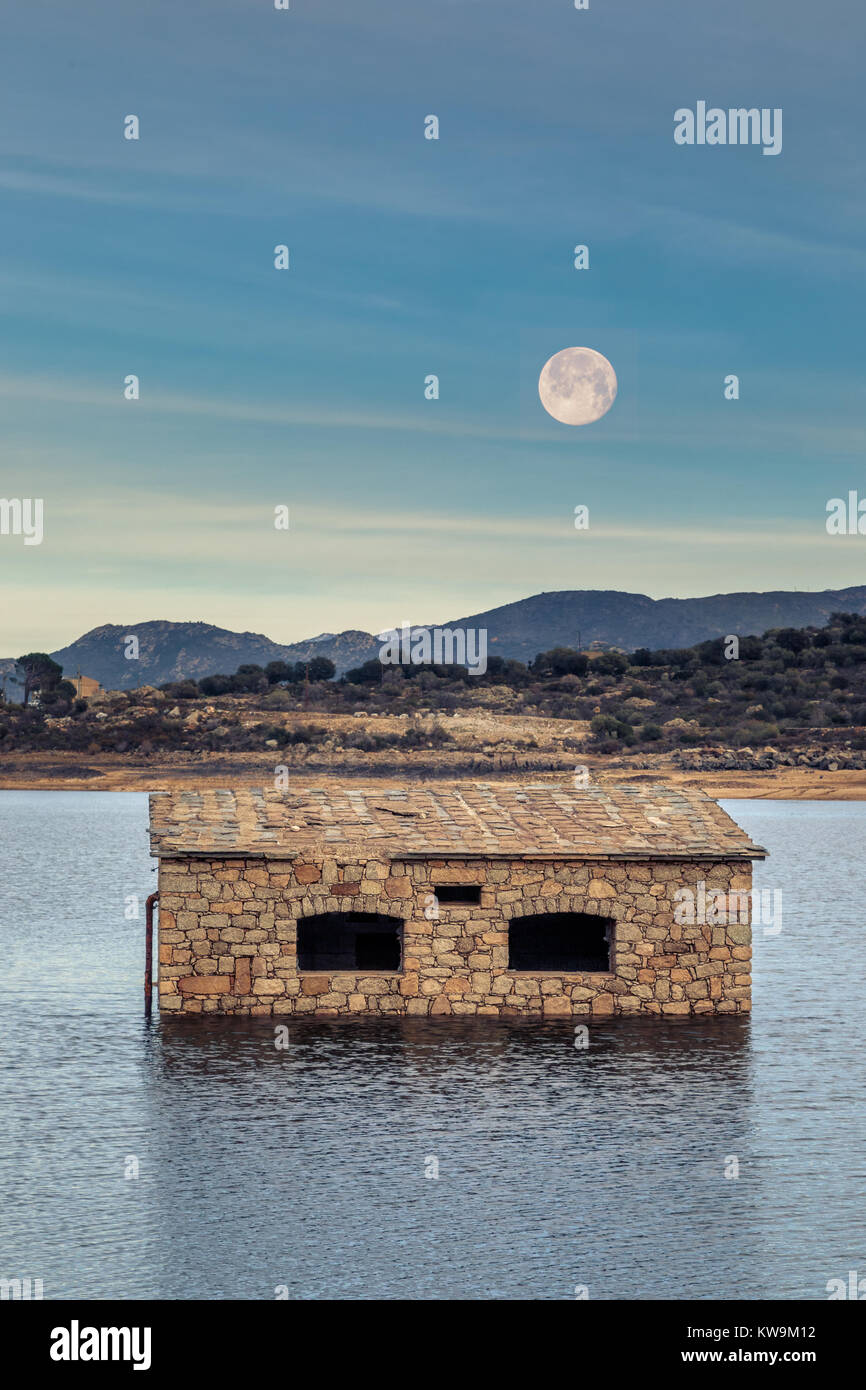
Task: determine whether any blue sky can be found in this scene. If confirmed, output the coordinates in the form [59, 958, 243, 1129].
[1, 0, 864, 653]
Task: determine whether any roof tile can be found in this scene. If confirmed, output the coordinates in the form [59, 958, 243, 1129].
[149, 783, 767, 861]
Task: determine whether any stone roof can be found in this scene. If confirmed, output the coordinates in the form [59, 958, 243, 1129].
[149, 783, 767, 861]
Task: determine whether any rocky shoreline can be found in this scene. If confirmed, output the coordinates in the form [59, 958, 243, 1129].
[666, 744, 866, 773]
[2, 749, 866, 800]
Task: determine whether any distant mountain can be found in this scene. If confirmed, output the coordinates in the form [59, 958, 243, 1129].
[445, 587, 866, 664]
[0, 621, 380, 693]
[3, 586, 866, 692]
[276, 629, 380, 673]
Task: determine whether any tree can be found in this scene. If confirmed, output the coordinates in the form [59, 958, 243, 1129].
[15, 652, 63, 706]
[265, 660, 292, 685]
[482, 656, 529, 686]
[199, 674, 234, 696]
[773, 627, 809, 654]
[233, 664, 267, 693]
[590, 712, 635, 744]
[592, 651, 629, 677]
[344, 659, 385, 685]
[531, 647, 589, 678]
[693, 637, 728, 665]
[307, 656, 336, 682]
[40, 678, 77, 711]
[159, 679, 200, 699]
[739, 636, 763, 661]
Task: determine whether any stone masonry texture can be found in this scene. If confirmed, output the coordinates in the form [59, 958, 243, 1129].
[155, 853, 754, 1019]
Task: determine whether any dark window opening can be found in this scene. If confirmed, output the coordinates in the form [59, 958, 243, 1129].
[508, 912, 613, 972]
[433, 884, 482, 905]
[298, 912, 402, 972]
[355, 931, 398, 970]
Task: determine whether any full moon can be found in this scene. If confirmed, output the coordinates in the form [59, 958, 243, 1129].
[538, 346, 617, 425]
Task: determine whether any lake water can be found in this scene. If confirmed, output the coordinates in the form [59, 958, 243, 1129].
[1, 790, 864, 1300]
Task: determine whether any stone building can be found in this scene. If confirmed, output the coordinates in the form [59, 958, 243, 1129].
[71, 673, 102, 700]
[148, 783, 767, 1019]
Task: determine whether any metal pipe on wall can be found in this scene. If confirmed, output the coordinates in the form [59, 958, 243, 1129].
[145, 891, 159, 1018]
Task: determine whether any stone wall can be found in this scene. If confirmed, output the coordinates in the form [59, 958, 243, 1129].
[155, 855, 752, 1018]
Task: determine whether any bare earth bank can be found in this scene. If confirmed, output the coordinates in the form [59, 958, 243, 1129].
[1, 751, 864, 799]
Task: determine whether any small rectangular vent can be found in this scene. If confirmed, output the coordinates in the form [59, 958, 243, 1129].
[433, 885, 482, 905]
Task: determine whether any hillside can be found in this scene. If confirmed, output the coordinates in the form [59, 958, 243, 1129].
[3, 612, 866, 797]
[3, 585, 866, 691]
[0, 621, 380, 693]
[447, 587, 866, 663]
